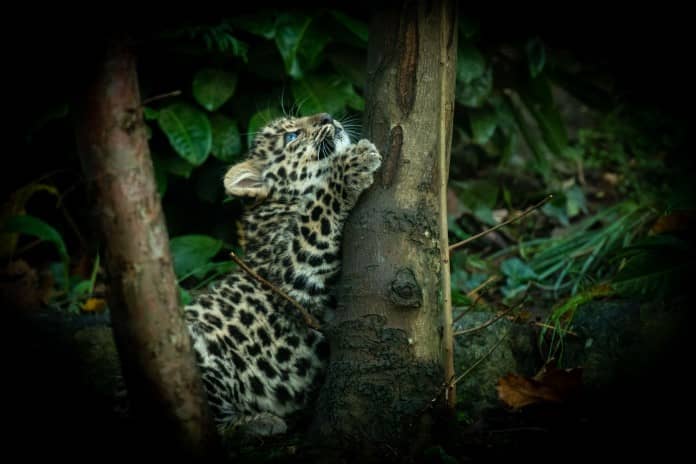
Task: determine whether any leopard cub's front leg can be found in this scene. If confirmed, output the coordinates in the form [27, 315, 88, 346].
[337, 139, 382, 206]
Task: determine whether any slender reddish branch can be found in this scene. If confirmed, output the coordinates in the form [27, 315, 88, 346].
[449, 195, 553, 253]
[229, 252, 322, 331]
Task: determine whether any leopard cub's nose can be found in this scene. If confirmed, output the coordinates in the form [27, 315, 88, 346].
[318, 113, 333, 126]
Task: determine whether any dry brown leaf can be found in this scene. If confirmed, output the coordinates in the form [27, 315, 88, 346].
[497, 363, 582, 409]
[649, 211, 694, 235]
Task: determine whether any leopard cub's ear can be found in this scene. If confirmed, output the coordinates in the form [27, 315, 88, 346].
[223, 159, 269, 199]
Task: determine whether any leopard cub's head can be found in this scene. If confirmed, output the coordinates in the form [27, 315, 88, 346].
[223, 113, 350, 202]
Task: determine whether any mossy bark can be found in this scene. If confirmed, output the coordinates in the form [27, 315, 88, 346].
[311, 1, 458, 460]
[73, 37, 219, 459]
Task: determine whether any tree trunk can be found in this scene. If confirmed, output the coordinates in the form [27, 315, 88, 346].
[311, 0, 458, 459]
[73, 36, 219, 459]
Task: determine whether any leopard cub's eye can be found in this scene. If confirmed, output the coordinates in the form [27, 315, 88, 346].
[284, 131, 299, 144]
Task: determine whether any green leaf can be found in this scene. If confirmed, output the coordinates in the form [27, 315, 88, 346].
[179, 286, 193, 305]
[2, 214, 68, 262]
[292, 74, 363, 116]
[2, 214, 70, 289]
[170, 235, 223, 279]
[70, 280, 93, 300]
[143, 106, 159, 121]
[505, 94, 550, 177]
[247, 108, 282, 148]
[210, 114, 242, 162]
[456, 43, 486, 84]
[565, 185, 587, 218]
[542, 198, 570, 227]
[455, 68, 492, 108]
[525, 38, 546, 78]
[192, 68, 238, 112]
[275, 14, 330, 79]
[501, 257, 537, 298]
[501, 257, 538, 281]
[469, 107, 498, 144]
[450, 179, 499, 211]
[328, 10, 368, 43]
[158, 103, 212, 166]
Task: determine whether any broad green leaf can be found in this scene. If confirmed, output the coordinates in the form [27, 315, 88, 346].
[565, 185, 587, 218]
[2, 214, 68, 262]
[275, 14, 313, 78]
[469, 107, 498, 145]
[143, 106, 159, 121]
[455, 68, 492, 108]
[158, 103, 212, 166]
[210, 114, 242, 162]
[501, 257, 538, 281]
[329, 10, 368, 43]
[1, 183, 59, 258]
[2, 214, 70, 289]
[192, 69, 238, 112]
[292, 74, 363, 116]
[450, 179, 499, 211]
[542, 197, 570, 227]
[501, 257, 538, 297]
[179, 286, 193, 305]
[505, 94, 550, 177]
[171, 234, 223, 279]
[152, 153, 196, 179]
[275, 14, 330, 79]
[70, 280, 93, 299]
[525, 38, 546, 78]
[456, 43, 486, 84]
[190, 260, 236, 280]
[247, 108, 283, 148]
[520, 92, 569, 155]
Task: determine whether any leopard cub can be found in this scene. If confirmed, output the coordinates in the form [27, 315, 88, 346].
[183, 112, 381, 435]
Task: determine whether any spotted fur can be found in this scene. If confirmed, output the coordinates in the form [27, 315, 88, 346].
[183, 113, 382, 434]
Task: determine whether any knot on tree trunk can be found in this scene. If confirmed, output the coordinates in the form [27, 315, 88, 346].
[389, 268, 422, 308]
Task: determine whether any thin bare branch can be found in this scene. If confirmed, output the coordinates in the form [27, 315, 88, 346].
[142, 90, 182, 105]
[449, 195, 553, 253]
[229, 252, 322, 331]
[534, 322, 578, 337]
[449, 319, 515, 388]
[451, 275, 499, 325]
[453, 304, 517, 336]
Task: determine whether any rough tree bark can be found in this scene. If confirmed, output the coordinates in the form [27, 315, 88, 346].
[311, 1, 458, 459]
[73, 37, 219, 458]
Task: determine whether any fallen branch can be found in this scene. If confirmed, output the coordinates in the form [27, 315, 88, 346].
[229, 252, 321, 331]
[449, 195, 553, 253]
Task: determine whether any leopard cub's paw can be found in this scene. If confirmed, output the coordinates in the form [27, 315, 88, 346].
[353, 139, 382, 173]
